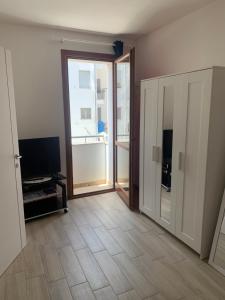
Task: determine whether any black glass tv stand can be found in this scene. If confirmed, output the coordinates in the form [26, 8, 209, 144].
[22, 174, 68, 221]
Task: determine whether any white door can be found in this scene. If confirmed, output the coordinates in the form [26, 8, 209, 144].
[139, 79, 158, 219]
[175, 70, 212, 252]
[155, 76, 180, 233]
[0, 47, 26, 276]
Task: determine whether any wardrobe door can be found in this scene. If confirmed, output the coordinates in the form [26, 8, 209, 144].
[156, 76, 179, 233]
[176, 70, 212, 252]
[139, 79, 158, 219]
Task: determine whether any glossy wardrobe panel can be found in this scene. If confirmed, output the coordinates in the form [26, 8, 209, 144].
[139, 80, 158, 219]
[156, 77, 179, 233]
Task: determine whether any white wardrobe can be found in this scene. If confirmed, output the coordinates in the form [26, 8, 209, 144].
[140, 67, 225, 258]
[0, 46, 26, 276]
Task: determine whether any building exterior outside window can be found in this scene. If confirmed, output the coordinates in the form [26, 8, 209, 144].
[68, 60, 109, 144]
[116, 63, 130, 142]
[80, 108, 92, 120]
[97, 107, 102, 121]
[117, 107, 122, 120]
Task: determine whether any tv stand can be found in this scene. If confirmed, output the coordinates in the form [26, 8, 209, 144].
[22, 174, 68, 221]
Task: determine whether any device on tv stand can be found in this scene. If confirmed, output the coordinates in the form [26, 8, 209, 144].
[23, 177, 52, 184]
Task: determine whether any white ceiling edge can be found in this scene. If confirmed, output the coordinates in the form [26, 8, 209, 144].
[0, 12, 134, 41]
[0, 0, 215, 40]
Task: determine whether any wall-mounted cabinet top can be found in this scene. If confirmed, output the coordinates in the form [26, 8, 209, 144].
[140, 67, 225, 259]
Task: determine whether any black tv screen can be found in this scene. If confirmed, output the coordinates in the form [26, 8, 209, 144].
[19, 137, 61, 179]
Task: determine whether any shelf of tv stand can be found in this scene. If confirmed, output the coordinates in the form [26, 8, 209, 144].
[23, 191, 59, 204]
[22, 174, 68, 221]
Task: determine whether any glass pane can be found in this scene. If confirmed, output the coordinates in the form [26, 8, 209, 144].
[117, 146, 129, 192]
[160, 86, 174, 222]
[116, 54, 130, 196]
[68, 59, 114, 195]
[116, 57, 130, 144]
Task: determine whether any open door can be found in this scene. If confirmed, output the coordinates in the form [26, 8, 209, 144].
[114, 48, 138, 210]
[0, 47, 26, 276]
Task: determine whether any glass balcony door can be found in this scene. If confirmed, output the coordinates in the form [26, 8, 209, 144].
[115, 53, 131, 205]
[63, 54, 114, 197]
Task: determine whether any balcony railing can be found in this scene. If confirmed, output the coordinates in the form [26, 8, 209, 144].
[72, 135, 107, 185]
[72, 135, 106, 145]
[71, 134, 129, 186]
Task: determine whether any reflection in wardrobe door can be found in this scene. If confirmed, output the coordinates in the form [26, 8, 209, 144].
[156, 77, 179, 233]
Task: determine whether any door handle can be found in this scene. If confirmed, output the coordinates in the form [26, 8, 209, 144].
[178, 152, 184, 171]
[15, 154, 22, 160]
[152, 146, 160, 162]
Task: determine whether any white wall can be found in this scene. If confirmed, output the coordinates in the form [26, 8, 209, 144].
[135, 0, 225, 81]
[0, 22, 128, 175]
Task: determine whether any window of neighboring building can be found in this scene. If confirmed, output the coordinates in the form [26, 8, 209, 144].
[80, 108, 92, 119]
[79, 70, 91, 89]
[117, 107, 122, 120]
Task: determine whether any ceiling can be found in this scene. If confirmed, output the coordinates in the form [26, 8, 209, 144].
[0, 0, 214, 37]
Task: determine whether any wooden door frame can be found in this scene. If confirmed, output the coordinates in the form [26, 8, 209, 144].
[114, 48, 138, 210]
[61, 50, 116, 199]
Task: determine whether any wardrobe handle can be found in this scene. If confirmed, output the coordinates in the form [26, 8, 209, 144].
[178, 152, 184, 171]
[152, 146, 160, 162]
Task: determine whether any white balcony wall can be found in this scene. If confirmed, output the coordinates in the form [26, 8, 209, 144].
[72, 143, 106, 185]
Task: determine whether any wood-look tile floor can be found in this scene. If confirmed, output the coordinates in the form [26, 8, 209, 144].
[1, 192, 225, 299]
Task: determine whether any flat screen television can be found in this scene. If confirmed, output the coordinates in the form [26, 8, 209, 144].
[19, 137, 61, 179]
